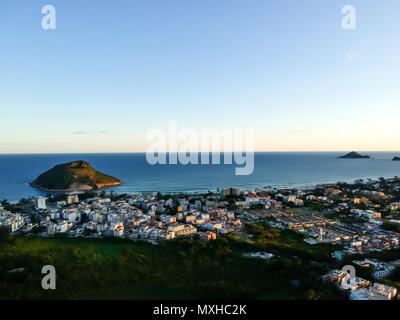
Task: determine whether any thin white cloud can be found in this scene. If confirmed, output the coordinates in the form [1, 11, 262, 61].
[290, 129, 310, 135]
[346, 51, 360, 60]
[73, 131, 88, 135]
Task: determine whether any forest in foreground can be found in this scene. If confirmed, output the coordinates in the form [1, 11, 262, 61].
[0, 224, 344, 300]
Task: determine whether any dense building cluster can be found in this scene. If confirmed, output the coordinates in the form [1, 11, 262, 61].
[7, 190, 246, 242]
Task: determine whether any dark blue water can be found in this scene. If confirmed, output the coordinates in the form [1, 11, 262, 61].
[0, 152, 399, 202]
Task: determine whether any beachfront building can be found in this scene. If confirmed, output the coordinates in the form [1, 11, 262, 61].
[36, 197, 46, 210]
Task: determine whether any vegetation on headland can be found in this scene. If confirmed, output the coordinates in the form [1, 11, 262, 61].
[30, 161, 123, 191]
[0, 224, 341, 300]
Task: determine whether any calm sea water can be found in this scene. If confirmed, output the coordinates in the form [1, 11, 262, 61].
[0, 152, 399, 202]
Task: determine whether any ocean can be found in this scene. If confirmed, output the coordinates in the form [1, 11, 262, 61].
[0, 152, 399, 202]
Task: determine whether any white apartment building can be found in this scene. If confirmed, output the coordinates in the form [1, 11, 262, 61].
[36, 197, 46, 210]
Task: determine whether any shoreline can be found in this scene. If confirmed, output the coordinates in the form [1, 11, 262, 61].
[28, 181, 124, 193]
[3, 174, 399, 204]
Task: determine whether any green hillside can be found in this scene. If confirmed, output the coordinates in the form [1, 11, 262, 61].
[30, 160, 123, 191]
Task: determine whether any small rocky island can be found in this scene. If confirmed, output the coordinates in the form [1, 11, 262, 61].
[339, 151, 371, 159]
[31, 160, 123, 191]
[393, 157, 400, 161]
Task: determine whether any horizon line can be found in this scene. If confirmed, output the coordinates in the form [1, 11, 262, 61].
[1, 150, 400, 155]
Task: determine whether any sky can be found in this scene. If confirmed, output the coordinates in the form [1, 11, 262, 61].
[0, 0, 400, 153]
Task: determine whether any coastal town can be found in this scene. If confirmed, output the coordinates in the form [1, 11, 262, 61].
[1, 176, 400, 300]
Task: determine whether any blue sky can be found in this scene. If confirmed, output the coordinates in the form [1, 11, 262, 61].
[0, 0, 400, 153]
